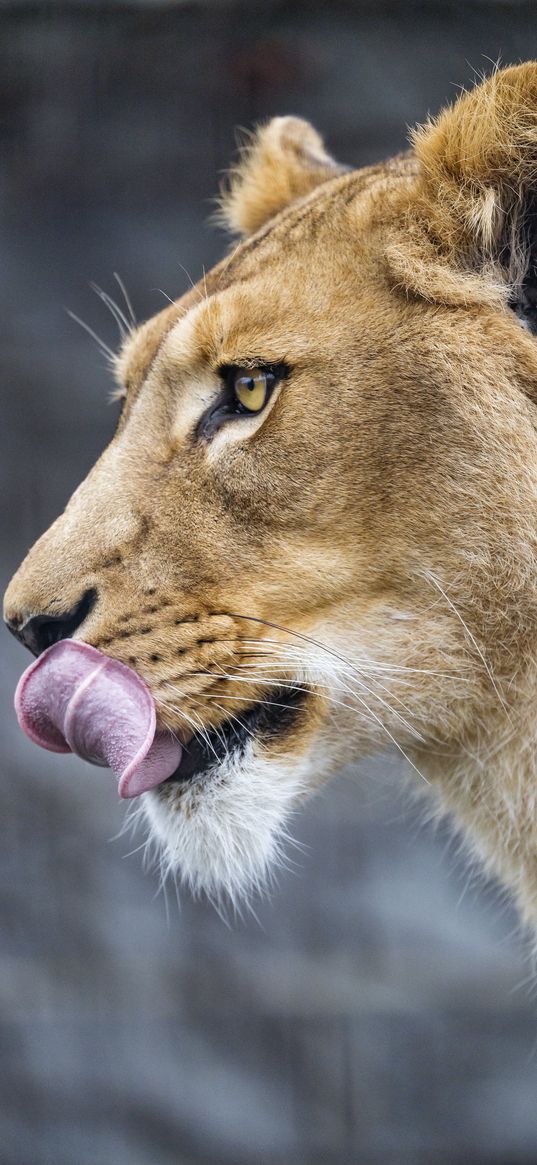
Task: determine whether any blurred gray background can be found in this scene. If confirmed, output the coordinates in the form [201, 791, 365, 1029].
[3, 3, 537, 1163]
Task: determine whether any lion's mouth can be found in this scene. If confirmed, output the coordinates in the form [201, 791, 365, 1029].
[14, 633, 310, 806]
[161, 684, 309, 787]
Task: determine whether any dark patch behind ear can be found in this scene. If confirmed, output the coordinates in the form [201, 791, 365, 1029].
[506, 194, 537, 334]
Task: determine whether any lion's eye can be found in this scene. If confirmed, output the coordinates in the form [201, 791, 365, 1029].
[232, 367, 272, 413]
[196, 361, 288, 441]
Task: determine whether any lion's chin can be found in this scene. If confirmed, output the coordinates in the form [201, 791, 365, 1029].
[142, 746, 308, 905]
[139, 688, 314, 904]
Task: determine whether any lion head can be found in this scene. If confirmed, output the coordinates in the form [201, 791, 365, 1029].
[7, 66, 537, 918]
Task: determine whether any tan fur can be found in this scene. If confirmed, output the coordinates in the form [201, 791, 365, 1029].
[218, 116, 346, 235]
[7, 63, 537, 917]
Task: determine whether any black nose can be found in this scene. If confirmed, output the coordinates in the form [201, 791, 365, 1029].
[5, 588, 98, 657]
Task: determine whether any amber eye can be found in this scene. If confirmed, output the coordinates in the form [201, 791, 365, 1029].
[197, 362, 288, 441]
[231, 367, 272, 413]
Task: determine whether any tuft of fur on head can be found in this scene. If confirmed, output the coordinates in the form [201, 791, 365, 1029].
[217, 115, 345, 235]
[411, 62, 537, 292]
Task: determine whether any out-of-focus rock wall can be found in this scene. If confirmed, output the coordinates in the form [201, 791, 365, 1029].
[3, 5, 537, 1163]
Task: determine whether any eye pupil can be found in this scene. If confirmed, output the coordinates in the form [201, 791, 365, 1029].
[232, 367, 271, 413]
[200, 361, 288, 439]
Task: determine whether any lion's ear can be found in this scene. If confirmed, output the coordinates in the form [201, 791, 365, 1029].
[403, 63, 537, 315]
[219, 116, 345, 236]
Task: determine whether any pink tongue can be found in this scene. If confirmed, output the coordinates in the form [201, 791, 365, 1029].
[14, 639, 182, 798]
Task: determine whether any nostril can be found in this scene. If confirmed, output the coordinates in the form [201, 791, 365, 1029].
[5, 587, 98, 657]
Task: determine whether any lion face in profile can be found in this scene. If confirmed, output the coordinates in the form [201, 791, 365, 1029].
[7, 65, 537, 918]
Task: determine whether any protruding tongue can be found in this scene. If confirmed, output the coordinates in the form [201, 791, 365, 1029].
[14, 639, 182, 798]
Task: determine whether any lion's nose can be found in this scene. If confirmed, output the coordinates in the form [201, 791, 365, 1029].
[4, 587, 98, 657]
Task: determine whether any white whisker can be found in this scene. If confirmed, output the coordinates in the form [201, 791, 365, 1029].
[90, 282, 132, 339]
[424, 569, 510, 717]
[113, 271, 136, 327]
[65, 309, 117, 365]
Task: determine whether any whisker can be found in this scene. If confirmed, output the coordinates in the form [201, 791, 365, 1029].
[236, 635, 457, 679]
[65, 309, 117, 365]
[90, 282, 132, 339]
[232, 653, 421, 719]
[202, 685, 390, 734]
[113, 272, 136, 327]
[209, 700, 256, 744]
[155, 288, 176, 306]
[424, 569, 510, 716]
[155, 692, 222, 764]
[210, 649, 427, 744]
[226, 641, 431, 782]
[186, 663, 378, 727]
[204, 688, 429, 783]
[178, 261, 198, 294]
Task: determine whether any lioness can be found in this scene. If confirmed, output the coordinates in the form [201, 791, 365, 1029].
[6, 63, 537, 922]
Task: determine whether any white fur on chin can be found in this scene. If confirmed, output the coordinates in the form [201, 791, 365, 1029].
[141, 741, 320, 907]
